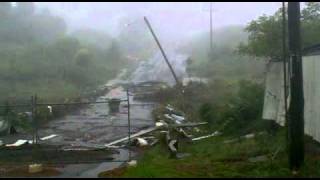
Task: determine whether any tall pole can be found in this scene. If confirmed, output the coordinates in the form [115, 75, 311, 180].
[210, 2, 213, 54]
[31, 95, 35, 144]
[126, 88, 131, 161]
[282, 2, 288, 126]
[287, 2, 304, 171]
[143, 16, 180, 86]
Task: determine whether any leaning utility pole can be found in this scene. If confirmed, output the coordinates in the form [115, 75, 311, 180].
[287, 2, 304, 171]
[143, 16, 180, 86]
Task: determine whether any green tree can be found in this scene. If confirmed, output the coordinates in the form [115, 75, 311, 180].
[238, 2, 320, 59]
[75, 48, 92, 68]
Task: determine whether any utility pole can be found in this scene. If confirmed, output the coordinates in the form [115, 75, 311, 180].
[143, 16, 180, 86]
[144, 16, 186, 112]
[287, 2, 304, 171]
[210, 2, 213, 54]
[282, 2, 288, 126]
[203, 2, 214, 58]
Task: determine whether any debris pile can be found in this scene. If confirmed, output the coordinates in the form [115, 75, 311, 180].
[3, 134, 59, 147]
[28, 164, 43, 173]
[103, 104, 219, 160]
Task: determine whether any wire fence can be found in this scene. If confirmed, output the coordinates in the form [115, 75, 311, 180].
[0, 88, 158, 164]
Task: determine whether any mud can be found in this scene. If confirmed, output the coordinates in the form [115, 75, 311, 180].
[0, 80, 156, 177]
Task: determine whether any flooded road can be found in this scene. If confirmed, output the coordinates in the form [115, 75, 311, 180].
[37, 83, 156, 177]
[38, 87, 155, 148]
[53, 149, 136, 178]
[0, 50, 190, 177]
[0, 68, 157, 177]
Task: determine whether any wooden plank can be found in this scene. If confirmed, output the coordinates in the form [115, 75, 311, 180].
[170, 122, 207, 128]
[192, 131, 220, 141]
[104, 126, 158, 147]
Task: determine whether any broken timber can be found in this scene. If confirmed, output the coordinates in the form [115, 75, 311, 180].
[105, 126, 158, 147]
[192, 131, 221, 141]
[169, 122, 207, 128]
[165, 130, 178, 158]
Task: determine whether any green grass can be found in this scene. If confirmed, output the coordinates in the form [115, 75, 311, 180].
[100, 129, 320, 178]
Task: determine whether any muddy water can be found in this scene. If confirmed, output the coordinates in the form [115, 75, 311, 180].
[0, 68, 157, 177]
[54, 149, 137, 178]
[0, 50, 191, 177]
[37, 90, 155, 148]
[37, 85, 155, 177]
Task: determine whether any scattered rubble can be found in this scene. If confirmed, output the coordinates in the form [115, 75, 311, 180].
[135, 138, 148, 147]
[29, 164, 43, 173]
[105, 126, 158, 147]
[176, 153, 191, 159]
[171, 114, 185, 122]
[4, 134, 59, 147]
[99, 103, 210, 159]
[40, 134, 58, 141]
[248, 155, 268, 163]
[127, 160, 137, 167]
[149, 139, 159, 146]
[241, 133, 255, 139]
[6, 140, 29, 147]
[192, 131, 221, 141]
[223, 133, 257, 144]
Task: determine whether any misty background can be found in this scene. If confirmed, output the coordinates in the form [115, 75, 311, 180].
[35, 2, 282, 40]
[0, 2, 286, 104]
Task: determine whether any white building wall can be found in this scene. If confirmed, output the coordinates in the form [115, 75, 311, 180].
[262, 56, 320, 142]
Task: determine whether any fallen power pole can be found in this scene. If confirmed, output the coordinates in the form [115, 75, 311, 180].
[143, 16, 180, 86]
[287, 2, 304, 171]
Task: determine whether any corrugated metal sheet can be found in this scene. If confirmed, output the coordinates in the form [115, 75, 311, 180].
[303, 55, 320, 142]
[262, 56, 320, 142]
[262, 61, 286, 126]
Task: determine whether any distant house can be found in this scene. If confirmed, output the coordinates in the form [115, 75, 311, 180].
[262, 44, 320, 142]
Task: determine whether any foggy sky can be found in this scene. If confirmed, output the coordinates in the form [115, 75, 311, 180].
[35, 2, 283, 42]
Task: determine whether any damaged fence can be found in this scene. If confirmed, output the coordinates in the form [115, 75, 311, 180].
[262, 53, 320, 143]
[0, 86, 154, 164]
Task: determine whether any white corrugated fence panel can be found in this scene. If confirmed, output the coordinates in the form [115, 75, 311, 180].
[263, 56, 320, 143]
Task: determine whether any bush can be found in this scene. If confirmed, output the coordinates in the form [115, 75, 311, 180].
[221, 80, 264, 135]
[199, 103, 215, 127]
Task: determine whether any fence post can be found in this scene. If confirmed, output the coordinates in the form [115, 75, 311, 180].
[31, 95, 35, 144]
[34, 94, 39, 144]
[31, 95, 39, 145]
[126, 88, 131, 161]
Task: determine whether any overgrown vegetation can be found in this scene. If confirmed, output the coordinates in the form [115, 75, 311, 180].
[102, 129, 320, 178]
[0, 2, 128, 103]
[238, 2, 320, 59]
[99, 4, 320, 177]
[179, 25, 265, 82]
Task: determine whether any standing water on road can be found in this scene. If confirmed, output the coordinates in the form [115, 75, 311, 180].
[0, 49, 189, 177]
